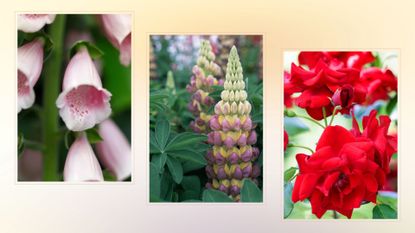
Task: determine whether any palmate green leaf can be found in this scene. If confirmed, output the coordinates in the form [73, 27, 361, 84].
[166, 157, 183, 184]
[168, 149, 207, 166]
[284, 182, 294, 218]
[150, 90, 169, 112]
[151, 153, 167, 174]
[150, 162, 161, 201]
[202, 189, 233, 202]
[150, 131, 161, 154]
[155, 117, 170, 151]
[284, 167, 298, 183]
[240, 179, 262, 202]
[182, 160, 206, 173]
[373, 204, 397, 219]
[165, 132, 207, 151]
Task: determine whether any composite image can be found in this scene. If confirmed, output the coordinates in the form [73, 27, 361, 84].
[149, 35, 263, 202]
[17, 14, 132, 182]
[283, 51, 398, 219]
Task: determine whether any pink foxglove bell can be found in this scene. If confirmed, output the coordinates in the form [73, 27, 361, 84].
[56, 47, 112, 132]
[205, 46, 260, 201]
[96, 119, 131, 181]
[63, 134, 104, 182]
[17, 14, 56, 33]
[18, 39, 44, 113]
[100, 14, 131, 66]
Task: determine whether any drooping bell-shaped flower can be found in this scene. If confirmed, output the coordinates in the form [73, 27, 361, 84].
[205, 46, 260, 201]
[100, 14, 131, 66]
[17, 14, 56, 33]
[96, 119, 131, 181]
[18, 39, 44, 113]
[56, 47, 112, 132]
[186, 40, 222, 133]
[63, 134, 104, 182]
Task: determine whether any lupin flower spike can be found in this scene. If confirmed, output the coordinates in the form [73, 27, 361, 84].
[186, 40, 222, 133]
[205, 46, 260, 201]
[56, 47, 112, 132]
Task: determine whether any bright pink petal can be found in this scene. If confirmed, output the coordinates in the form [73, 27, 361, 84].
[63, 135, 103, 182]
[96, 119, 131, 181]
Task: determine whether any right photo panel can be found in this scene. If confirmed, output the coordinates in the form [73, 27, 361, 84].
[283, 51, 398, 219]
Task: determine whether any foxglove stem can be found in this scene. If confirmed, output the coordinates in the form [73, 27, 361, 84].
[42, 15, 66, 181]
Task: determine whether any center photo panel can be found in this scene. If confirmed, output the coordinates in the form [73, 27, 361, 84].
[149, 35, 263, 203]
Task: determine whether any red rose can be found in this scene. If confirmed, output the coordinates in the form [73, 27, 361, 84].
[284, 130, 289, 151]
[299, 51, 374, 70]
[360, 68, 397, 105]
[351, 110, 397, 174]
[292, 125, 385, 218]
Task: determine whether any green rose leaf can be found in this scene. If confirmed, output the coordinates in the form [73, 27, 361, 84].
[373, 204, 397, 219]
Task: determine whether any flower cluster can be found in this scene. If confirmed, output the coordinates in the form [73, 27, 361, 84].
[285, 52, 397, 120]
[292, 110, 397, 218]
[186, 40, 223, 133]
[17, 14, 131, 182]
[205, 46, 260, 201]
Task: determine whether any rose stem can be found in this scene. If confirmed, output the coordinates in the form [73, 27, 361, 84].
[332, 210, 338, 219]
[42, 15, 66, 181]
[294, 115, 325, 129]
[287, 144, 315, 154]
[329, 106, 341, 126]
[322, 107, 328, 127]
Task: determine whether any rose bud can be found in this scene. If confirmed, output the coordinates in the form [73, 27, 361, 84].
[17, 14, 56, 33]
[63, 135, 104, 182]
[332, 84, 354, 108]
[95, 119, 131, 181]
[56, 47, 112, 131]
[18, 39, 44, 113]
[100, 14, 131, 66]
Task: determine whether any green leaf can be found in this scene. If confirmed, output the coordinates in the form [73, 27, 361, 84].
[165, 132, 207, 151]
[150, 131, 161, 153]
[151, 153, 167, 173]
[150, 163, 161, 200]
[85, 128, 103, 144]
[373, 204, 397, 219]
[386, 94, 397, 115]
[155, 117, 170, 151]
[182, 160, 206, 173]
[284, 167, 298, 183]
[18, 133, 24, 156]
[284, 182, 294, 218]
[240, 179, 262, 202]
[70, 40, 104, 59]
[284, 117, 309, 136]
[181, 176, 201, 194]
[202, 189, 233, 202]
[168, 149, 207, 166]
[166, 157, 183, 184]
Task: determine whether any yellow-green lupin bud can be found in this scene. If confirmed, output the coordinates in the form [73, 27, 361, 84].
[206, 46, 260, 201]
[187, 40, 223, 133]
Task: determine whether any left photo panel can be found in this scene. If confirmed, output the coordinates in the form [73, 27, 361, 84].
[17, 14, 132, 182]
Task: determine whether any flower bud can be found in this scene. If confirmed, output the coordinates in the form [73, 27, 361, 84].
[17, 14, 56, 33]
[247, 131, 257, 145]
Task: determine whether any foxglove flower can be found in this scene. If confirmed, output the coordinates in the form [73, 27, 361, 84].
[63, 135, 104, 182]
[205, 46, 260, 201]
[96, 119, 131, 181]
[100, 14, 131, 66]
[56, 47, 112, 132]
[17, 14, 56, 33]
[186, 40, 222, 133]
[18, 39, 44, 113]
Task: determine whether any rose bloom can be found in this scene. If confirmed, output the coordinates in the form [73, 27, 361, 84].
[359, 68, 397, 105]
[298, 51, 375, 70]
[292, 125, 386, 218]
